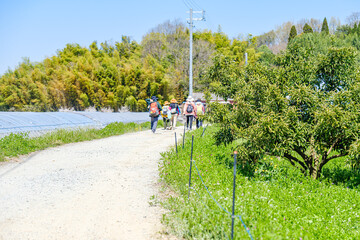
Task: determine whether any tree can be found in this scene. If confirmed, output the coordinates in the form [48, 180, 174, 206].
[125, 95, 137, 111]
[346, 12, 360, 26]
[303, 23, 314, 33]
[206, 33, 360, 179]
[257, 45, 275, 65]
[329, 17, 341, 34]
[288, 25, 297, 42]
[321, 17, 329, 35]
[353, 23, 358, 34]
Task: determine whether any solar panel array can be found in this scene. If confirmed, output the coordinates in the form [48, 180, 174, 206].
[0, 112, 150, 138]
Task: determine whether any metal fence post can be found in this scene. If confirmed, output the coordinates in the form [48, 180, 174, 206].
[175, 132, 178, 154]
[201, 124, 208, 137]
[231, 151, 238, 239]
[188, 135, 194, 200]
[183, 123, 186, 149]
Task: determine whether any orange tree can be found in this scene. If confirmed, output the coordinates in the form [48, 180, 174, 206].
[206, 33, 360, 179]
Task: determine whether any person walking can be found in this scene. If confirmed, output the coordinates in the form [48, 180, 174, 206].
[169, 98, 181, 130]
[183, 96, 196, 130]
[195, 98, 205, 128]
[149, 96, 162, 133]
[161, 101, 171, 130]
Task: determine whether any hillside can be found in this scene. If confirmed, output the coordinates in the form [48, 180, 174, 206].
[1, 17, 359, 112]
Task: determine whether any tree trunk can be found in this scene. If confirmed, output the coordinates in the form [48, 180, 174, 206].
[310, 159, 320, 179]
[310, 168, 320, 179]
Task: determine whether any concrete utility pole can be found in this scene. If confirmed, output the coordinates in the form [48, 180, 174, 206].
[187, 9, 205, 97]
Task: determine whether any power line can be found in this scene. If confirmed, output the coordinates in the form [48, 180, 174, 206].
[182, 0, 191, 9]
[184, 0, 199, 11]
[188, 0, 201, 10]
[181, 0, 215, 32]
[204, 13, 216, 32]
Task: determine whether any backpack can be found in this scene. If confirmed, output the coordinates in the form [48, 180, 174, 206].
[162, 106, 169, 117]
[149, 102, 160, 117]
[186, 104, 194, 113]
[170, 103, 178, 114]
[196, 103, 204, 115]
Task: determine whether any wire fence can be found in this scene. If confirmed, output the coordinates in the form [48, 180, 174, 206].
[177, 132, 254, 240]
[192, 159, 254, 240]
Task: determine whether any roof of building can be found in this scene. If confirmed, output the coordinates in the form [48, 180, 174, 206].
[192, 92, 233, 103]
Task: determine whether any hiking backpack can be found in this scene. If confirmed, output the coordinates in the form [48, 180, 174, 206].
[196, 103, 204, 115]
[149, 102, 160, 117]
[186, 104, 194, 113]
[170, 103, 178, 114]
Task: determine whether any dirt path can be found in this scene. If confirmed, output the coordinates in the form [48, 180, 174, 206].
[0, 127, 183, 240]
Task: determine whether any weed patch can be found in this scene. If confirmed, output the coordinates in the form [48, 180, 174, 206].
[0, 120, 160, 162]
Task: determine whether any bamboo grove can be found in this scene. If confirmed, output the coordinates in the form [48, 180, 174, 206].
[0, 21, 256, 112]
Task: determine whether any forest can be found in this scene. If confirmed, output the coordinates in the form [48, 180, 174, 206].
[0, 14, 360, 112]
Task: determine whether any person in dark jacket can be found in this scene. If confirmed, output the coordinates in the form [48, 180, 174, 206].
[169, 98, 181, 130]
[149, 96, 162, 133]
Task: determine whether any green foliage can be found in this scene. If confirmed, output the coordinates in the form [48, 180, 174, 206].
[203, 54, 241, 101]
[137, 99, 148, 112]
[288, 25, 297, 42]
[205, 32, 360, 179]
[257, 45, 275, 65]
[160, 127, 360, 239]
[321, 17, 330, 35]
[0, 20, 279, 112]
[125, 95, 137, 111]
[303, 23, 314, 33]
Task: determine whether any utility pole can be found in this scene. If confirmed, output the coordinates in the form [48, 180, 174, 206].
[187, 9, 205, 97]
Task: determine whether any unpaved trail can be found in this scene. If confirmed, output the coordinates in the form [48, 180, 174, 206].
[0, 128, 183, 240]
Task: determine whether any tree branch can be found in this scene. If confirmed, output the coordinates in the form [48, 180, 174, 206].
[320, 153, 347, 169]
[284, 152, 308, 171]
[294, 147, 313, 170]
[294, 147, 306, 161]
[327, 136, 341, 157]
[320, 136, 343, 169]
[326, 153, 347, 162]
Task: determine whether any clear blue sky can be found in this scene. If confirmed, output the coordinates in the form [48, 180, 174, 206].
[0, 0, 358, 75]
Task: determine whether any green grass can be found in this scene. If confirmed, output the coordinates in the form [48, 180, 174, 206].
[159, 126, 360, 239]
[0, 120, 164, 162]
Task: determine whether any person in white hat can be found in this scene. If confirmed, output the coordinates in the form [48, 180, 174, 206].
[183, 96, 196, 130]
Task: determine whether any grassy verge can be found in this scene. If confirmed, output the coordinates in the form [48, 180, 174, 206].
[159, 126, 360, 239]
[0, 120, 164, 162]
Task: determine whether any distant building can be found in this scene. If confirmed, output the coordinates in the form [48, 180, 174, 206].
[192, 92, 234, 104]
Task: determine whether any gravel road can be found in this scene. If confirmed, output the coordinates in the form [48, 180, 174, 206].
[0, 127, 183, 240]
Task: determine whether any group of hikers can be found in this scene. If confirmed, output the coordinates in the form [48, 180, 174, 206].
[146, 96, 206, 133]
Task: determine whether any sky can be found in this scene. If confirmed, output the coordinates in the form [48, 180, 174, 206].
[0, 0, 359, 75]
